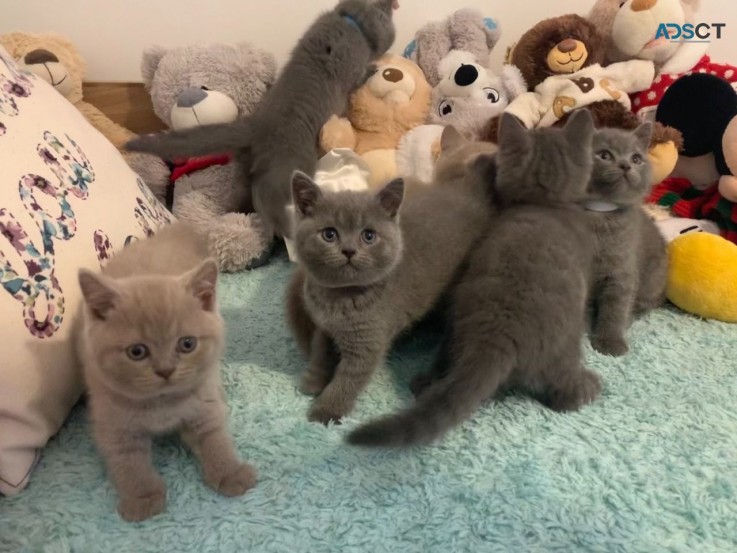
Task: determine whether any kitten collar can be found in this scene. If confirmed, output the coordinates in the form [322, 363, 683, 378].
[342, 14, 363, 32]
[584, 200, 622, 213]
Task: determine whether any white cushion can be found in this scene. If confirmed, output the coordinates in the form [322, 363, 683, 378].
[0, 46, 172, 495]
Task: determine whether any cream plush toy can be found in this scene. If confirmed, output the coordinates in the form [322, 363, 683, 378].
[319, 53, 431, 189]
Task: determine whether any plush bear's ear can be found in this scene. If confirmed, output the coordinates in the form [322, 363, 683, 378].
[141, 45, 167, 90]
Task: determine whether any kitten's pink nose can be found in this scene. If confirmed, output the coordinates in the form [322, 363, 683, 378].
[342, 248, 356, 259]
[155, 367, 175, 380]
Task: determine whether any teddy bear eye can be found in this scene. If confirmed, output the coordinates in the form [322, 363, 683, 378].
[483, 87, 500, 103]
[438, 99, 453, 117]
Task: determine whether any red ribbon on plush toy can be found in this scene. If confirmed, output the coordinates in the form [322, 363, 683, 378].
[648, 177, 737, 244]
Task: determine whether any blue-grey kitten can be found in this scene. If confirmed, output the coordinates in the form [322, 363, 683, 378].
[126, 0, 396, 242]
[585, 125, 668, 356]
[348, 109, 603, 447]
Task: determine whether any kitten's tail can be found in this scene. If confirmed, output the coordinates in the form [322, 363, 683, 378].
[125, 119, 251, 159]
[346, 349, 513, 447]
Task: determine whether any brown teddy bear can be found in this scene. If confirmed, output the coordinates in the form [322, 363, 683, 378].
[0, 32, 169, 199]
[482, 14, 682, 185]
[319, 53, 431, 188]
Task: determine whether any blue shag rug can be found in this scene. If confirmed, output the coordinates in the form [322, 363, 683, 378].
[2, 254, 736, 553]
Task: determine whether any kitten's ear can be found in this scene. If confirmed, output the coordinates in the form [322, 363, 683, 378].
[374, 0, 396, 14]
[440, 125, 466, 152]
[563, 109, 595, 143]
[78, 269, 121, 320]
[182, 258, 218, 312]
[377, 178, 404, 218]
[291, 171, 322, 217]
[471, 154, 497, 184]
[634, 122, 653, 150]
[498, 113, 530, 153]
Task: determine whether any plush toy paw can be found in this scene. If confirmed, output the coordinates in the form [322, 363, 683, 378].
[718, 174, 737, 203]
[208, 212, 273, 272]
[648, 140, 679, 186]
[319, 115, 356, 153]
[124, 151, 171, 204]
[667, 232, 737, 323]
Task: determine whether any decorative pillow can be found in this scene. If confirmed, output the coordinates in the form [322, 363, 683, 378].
[0, 47, 172, 496]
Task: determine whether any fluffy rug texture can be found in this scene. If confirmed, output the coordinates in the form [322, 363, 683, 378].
[2, 255, 736, 553]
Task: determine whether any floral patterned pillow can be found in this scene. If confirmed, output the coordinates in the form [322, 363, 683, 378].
[0, 47, 172, 496]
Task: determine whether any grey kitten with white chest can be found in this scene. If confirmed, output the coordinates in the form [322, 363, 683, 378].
[348, 110, 602, 447]
[285, 130, 497, 425]
[584, 125, 668, 356]
[76, 223, 256, 522]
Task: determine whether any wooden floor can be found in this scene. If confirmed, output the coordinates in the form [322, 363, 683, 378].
[82, 82, 166, 134]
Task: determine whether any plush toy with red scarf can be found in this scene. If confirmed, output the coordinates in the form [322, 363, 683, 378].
[140, 42, 277, 272]
[586, 0, 737, 322]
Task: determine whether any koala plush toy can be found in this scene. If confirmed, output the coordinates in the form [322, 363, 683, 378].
[141, 42, 277, 271]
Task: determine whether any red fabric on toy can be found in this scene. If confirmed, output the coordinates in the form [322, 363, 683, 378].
[170, 154, 232, 183]
[631, 56, 737, 117]
[649, 177, 737, 244]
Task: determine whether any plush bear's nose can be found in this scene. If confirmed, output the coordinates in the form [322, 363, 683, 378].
[631, 0, 657, 12]
[176, 87, 208, 108]
[24, 49, 59, 65]
[382, 67, 404, 83]
[454, 64, 479, 86]
[557, 39, 578, 53]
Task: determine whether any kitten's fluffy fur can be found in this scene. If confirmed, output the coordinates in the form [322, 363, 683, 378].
[77, 223, 255, 522]
[586, 126, 668, 356]
[285, 129, 496, 425]
[125, 0, 396, 240]
[348, 110, 602, 447]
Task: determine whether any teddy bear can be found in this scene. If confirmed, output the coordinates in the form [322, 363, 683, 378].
[140, 42, 278, 272]
[0, 31, 171, 200]
[481, 13, 681, 187]
[319, 53, 431, 188]
[588, 0, 737, 323]
[395, 9, 524, 184]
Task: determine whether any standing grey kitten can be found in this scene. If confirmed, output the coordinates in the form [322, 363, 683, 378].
[126, 0, 396, 241]
[77, 223, 256, 522]
[585, 125, 668, 356]
[285, 129, 496, 425]
[348, 110, 601, 447]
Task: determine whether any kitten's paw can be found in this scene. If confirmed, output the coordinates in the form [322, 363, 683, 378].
[308, 402, 344, 426]
[299, 371, 329, 396]
[592, 333, 629, 357]
[211, 463, 258, 497]
[118, 485, 167, 522]
[409, 372, 433, 398]
[547, 369, 602, 412]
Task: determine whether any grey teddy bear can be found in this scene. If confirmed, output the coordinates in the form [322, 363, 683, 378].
[140, 42, 277, 271]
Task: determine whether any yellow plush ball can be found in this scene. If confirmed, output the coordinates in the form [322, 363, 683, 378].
[667, 232, 737, 323]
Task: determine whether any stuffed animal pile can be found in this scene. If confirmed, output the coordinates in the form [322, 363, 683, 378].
[3, 0, 735, 323]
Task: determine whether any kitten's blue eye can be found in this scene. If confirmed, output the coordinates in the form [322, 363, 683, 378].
[597, 150, 613, 161]
[177, 336, 198, 354]
[126, 344, 149, 361]
[361, 229, 377, 244]
[632, 154, 644, 165]
[321, 228, 338, 242]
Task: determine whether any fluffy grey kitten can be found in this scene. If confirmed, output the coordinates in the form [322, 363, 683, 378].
[126, 0, 396, 241]
[348, 110, 602, 447]
[77, 223, 255, 521]
[585, 125, 668, 356]
[285, 131, 496, 425]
